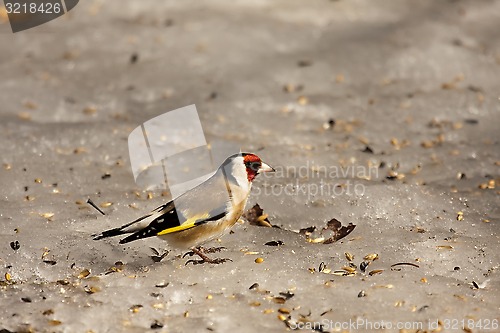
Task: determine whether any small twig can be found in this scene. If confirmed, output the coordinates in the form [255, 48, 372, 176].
[87, 198, 105, 215]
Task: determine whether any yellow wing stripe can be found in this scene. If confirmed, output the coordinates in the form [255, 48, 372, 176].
[156, 213, 210, 236]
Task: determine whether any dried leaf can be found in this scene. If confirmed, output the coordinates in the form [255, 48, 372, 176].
[323, 219, 356, 243]
[244, 204, 272, 227]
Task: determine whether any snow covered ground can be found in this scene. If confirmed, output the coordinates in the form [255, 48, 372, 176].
[0, 1, 499, 332]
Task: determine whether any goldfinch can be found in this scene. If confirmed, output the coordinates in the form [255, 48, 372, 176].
[93, 152, 274, 264]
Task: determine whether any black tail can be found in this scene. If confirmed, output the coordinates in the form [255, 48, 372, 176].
[92, 213, 152, 241]
[92, 227, 129, 240]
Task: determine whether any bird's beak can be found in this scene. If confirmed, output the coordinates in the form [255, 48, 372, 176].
[259, 161, 275, 173]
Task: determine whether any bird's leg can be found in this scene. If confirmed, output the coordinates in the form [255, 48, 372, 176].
[202, 246, 226, 254]
[184, 246, 232, 265]
[182, 246, 226, 258]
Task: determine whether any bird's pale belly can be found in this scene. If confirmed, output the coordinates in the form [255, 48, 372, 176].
[158, 199, 246, 249]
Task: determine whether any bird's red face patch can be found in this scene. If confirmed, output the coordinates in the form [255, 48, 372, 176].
[243, 154, 262, 182]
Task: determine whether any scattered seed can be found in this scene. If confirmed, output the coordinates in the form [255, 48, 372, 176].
[321, 267, 332, 274]
[471, 281, 479, 289]
[277, 314, 287, 321]
[436, 245, 454, 250]
[361, 146, 374, 154]
[478, 183, 488, 189]
[358, 290, 366, 298]
[249, 301, 261, 307]
[375, 284, 394, 289]
[155, 282, 169, 288]
[150, 321, 163, 329]
[100, 202, 112, 208]
[420, 140, 435, 148]
[249, 283, 259, 290]
[394, 301, 405, 307]
[456, 211, 464, 221]
[342, 266, 357, 273]
[360, 261, 369, 272]
[308, 237, 325, 243]
[278, 308, 290, 314]
[418, 305, 429, 312]
[78, 269, 91, 279]
[264, 240, 284, 246]
[84, 286, 99, 294]
[283, 84, 294, 93]
[183, 311, 189, 318]
[43, 260, 57, 265]
[10, 241, 20, 251]
[48, 320, 62, 326]
[57, 280, 69, 285]
[73, 147, 87, 154]
[255, 257, 264, 264]
[5, 272, 12, 282]
[83, 106, 97, 115]
[420, 277, 428, 283]
[363, 253, 379, 261]
[18, 112, 32, 120]
[332, 270, 355, 276]
[368, 269, 384, 276]
[320, 309, 333, 316]
[41, 213, 54, 219]
[345, 252, 354, 261]
[150, 248, 169, 263]
[273, 297, 286, 304]
[34, 178, 42, 183]
[318, 262, 326, 272]
[279, 291, 295, 300]
[3, 163, 11, 170]
[263, 309, 274, 314]
[298, 60, 312, 67]
[21, 297, 32, 303]
[130, 304, 143, 313]
[297, 96, 309, 105]
[42, 309, 54, 316]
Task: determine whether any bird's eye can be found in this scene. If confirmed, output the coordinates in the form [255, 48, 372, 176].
[245, 162, 260, 171]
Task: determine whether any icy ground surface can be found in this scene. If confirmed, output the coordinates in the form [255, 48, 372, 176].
[0, 1, 499, 332]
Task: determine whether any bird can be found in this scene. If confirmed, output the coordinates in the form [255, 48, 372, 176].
[92, 152, 275, 264]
